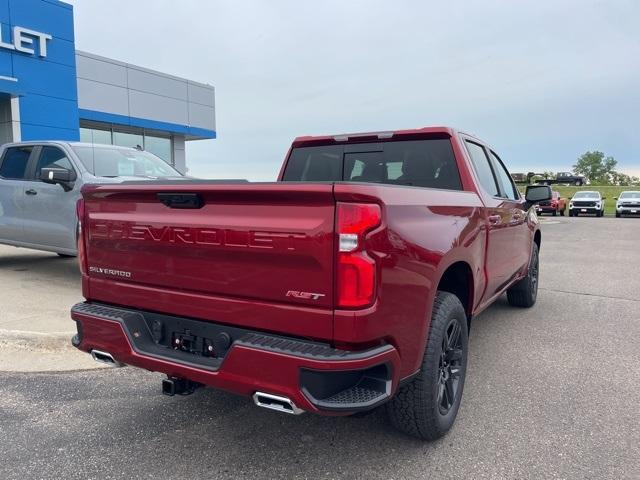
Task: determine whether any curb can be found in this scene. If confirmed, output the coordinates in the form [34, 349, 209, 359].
[0, 328, 74, 351]
[0, 328, 107, 373]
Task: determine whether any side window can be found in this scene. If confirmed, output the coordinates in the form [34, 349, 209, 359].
[465, 141, 498, 196]
[35, 146, 75, 179]
[489, 151, 519, 200]
[0, 146, 34, 180]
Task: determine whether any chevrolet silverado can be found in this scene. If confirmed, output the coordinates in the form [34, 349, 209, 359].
[69, 127, 551, 439]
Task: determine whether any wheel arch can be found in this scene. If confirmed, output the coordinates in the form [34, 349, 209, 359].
[436, 261, 474, 328]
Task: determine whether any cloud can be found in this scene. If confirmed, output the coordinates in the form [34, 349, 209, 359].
[68, 0, 640, 180]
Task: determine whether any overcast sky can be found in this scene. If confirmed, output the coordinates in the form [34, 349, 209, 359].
[68, 0, 640, 179]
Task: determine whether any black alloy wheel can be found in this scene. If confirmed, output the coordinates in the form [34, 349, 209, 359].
[437, 318, 464, 415]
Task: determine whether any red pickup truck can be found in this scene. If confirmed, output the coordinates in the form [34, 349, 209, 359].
[70, 127, 550, 439]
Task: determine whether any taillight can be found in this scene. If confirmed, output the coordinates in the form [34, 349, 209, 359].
[76, 198, 87, 275]
[336, 202, 381, 308]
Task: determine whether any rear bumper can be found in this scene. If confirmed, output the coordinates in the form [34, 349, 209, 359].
[537, 205, 558, 212]
[71, 302, 400, 415]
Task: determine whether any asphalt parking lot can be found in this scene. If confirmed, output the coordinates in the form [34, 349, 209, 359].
[1, 216, 639, 479]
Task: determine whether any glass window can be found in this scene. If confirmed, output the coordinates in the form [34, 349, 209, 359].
[619, 192, 640, 199]
[0, 146, 33, 179]
[113, 131, 143, 150]
[345, 152, 386, 182]
[80, 127, 112, 145]
[144, 135, 172, 164]
[283, 139, 462, 190]
[72, 146, 181, 178]
[573, 192, 599, 199]
[35, 147, 75, 179]
[282, 145, 343, 181]
[465, 141, 498, 196]
[79, 128, 92, 143]
[489, 151, 519, 200]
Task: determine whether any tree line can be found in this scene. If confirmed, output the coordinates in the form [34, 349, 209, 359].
[574, 151, 638, 185]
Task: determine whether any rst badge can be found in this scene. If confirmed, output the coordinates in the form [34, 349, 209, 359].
[286, 290, 326, 301]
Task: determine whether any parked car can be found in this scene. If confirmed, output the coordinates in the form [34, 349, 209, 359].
[536, 190, 566, 216]
[533, 171, 586, 186]
[615, 191, 640, 217]
[70, 127, 551, 440]
[569, 191, 605, 217]
[0, 141, 184, 256]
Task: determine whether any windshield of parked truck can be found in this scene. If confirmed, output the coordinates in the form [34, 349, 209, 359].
[72, 146, 182, 177]
[282, 138, 462, 190]
[619, 192, 640, 199]
[573, 192, 599, 199]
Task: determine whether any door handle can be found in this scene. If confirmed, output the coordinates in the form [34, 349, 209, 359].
[488, 214, 502, 225]
[25, 189, 38, 196]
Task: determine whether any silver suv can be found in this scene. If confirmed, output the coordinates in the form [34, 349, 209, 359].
[568, 191, 605, 217]
[0, 141, 184, 256]
[615, 191, 640, 218]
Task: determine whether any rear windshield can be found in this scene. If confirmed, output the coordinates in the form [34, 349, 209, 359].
[72, 146, 181, 178]
[282, 139, 462, 190]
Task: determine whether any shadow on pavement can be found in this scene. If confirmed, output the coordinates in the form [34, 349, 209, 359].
[0, 247, 79, 281]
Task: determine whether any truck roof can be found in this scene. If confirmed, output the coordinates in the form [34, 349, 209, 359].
[291, 126, 472, 148]
[1, 140, 142, 151]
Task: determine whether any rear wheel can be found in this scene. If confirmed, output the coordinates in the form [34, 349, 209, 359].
[616, 212, 621, 218]
[507, 243, 539, 308]
[387, 292, 468, 440]
[552, 210, 557, 217]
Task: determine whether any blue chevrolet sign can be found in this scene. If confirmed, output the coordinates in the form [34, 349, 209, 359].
[0, 0, 79, 141]
[0, 24, 52, 57]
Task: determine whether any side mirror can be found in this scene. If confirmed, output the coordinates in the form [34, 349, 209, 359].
[524, 185, 552, 210]
[40, 167, 77, 191]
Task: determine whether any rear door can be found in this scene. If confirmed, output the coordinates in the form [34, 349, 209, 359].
[0, 145, 35, 242]
[21, 145, 79, 251]
[487, 150, 530, 272]
[464, 140, 523, 297]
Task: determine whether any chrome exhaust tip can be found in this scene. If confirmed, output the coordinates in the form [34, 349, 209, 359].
[90, 349, 125, 367]
[253, 391, 304, 415]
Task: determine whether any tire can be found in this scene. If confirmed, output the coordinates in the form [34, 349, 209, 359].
[616, 212, 621, 218]
[574, 180, 582, 186]
[386, 292, 468, 440]
[552, 210, 557, 217]
[507, 243, 539, 308]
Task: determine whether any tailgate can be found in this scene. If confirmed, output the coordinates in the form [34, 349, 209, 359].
[82, 183, 336, 312]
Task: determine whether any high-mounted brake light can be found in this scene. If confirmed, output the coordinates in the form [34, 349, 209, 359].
[76, 198, 87, 275]
[336, 203, 381, 308]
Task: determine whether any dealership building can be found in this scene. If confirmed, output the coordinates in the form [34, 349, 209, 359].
[0, 0, 216, 173]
